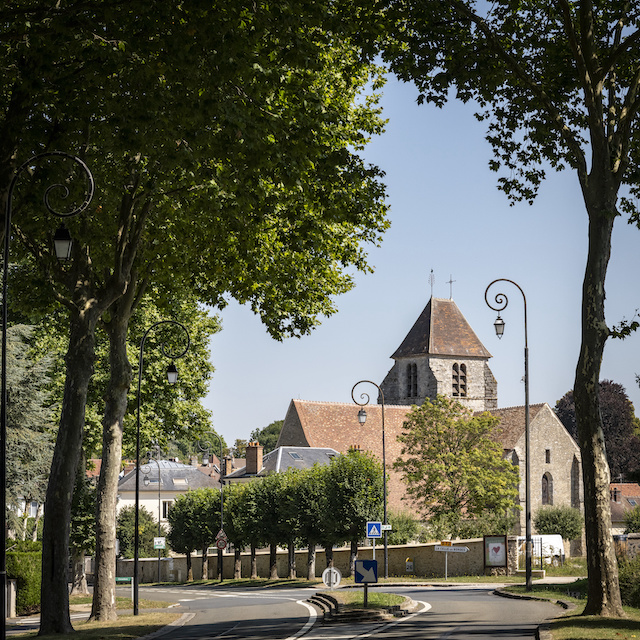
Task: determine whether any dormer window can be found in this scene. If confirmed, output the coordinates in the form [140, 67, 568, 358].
[452, 363, 467, 397]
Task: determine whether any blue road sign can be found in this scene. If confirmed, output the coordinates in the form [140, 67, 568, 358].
[366, 521, 382, 538]
[355, 559, 378, 584]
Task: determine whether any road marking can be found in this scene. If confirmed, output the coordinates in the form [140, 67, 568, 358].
[352, 601, 432, 639]
[283, 600, 317, 640]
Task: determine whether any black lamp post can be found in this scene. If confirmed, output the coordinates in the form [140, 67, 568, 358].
[198, 433, 225, 581]
[351, 380, 388, 579]
[133, 321, 189, 615]
[1, 152, 93, 636]
[485, 278, 532, 591]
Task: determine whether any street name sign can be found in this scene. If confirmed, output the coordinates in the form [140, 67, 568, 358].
[435, 545, 469, 553]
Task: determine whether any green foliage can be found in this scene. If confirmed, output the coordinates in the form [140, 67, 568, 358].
[387, 511, 419, 545]
[116, 506, 167, 560]
[250, 420, 284, 454]
[6, 551, 41, 615]
[394, 396, 520, 531]
[5, 325, 55, 529]
[70, 476, 97, 556]
[618, 555, 640, 608]
[534, 506, 584, 541]
[624, 507, 640, 534]
[166, 488, 221, 554]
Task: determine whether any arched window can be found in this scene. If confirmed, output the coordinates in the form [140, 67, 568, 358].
[452, 363, 467, 397]
[406, 363, 418, 397]
[542, 472, 554, 505]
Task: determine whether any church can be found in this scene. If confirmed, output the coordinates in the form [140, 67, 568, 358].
[276, 295, 583, 538]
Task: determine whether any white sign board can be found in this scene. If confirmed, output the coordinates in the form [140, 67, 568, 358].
[322, 567, 342, 589]
[153, 537, 166, 550]
[435, 545, 469, 553]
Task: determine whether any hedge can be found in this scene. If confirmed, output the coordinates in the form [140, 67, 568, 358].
[6, 550, 41, 615]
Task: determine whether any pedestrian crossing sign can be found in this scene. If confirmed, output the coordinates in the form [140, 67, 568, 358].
[366, 521, 383, 538]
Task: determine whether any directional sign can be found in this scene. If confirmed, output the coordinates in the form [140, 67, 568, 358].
[435, 545, 469, 553]
[366, 521, 382, 538]
[355, 559, 378, 584]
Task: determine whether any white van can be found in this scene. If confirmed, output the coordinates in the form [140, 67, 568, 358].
[517, 534, 565, 566]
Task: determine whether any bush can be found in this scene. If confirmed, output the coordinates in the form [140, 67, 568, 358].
[618, 554, 640, 608]
[624, 505, 640, 534]
[387, 512, 420, 545]
[533, 505, 583, 541]
[6, 550, 41, 615]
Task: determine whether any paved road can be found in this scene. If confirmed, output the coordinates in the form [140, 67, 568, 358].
[140, 583, 560, 640]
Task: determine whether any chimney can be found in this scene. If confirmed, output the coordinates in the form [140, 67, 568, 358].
[246, 442, 263, 475]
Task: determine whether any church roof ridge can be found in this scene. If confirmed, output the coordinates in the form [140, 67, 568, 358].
[292, 398, 414, 410]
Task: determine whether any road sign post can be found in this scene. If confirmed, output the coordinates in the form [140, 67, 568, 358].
[434, 545, 469, 579]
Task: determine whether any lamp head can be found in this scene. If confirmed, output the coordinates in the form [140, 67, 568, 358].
[53, 224, 73, 261]
[358, 408, 367, 424]
[167, 362, 178, 384]
[494, 315, 505, 339]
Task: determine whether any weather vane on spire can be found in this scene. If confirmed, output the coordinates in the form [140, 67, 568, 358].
[429, 269, 435, 298]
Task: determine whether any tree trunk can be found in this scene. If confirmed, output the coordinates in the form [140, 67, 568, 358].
[40, 309, 100, 634]
[288, 540, 296, 579]
[250, 544, 257, 579]
[574, 198, 624, 617]
[70, 550, 89, 596]
[202, 546, 209, 580]
[349, 540, 358, 576]
[269, 543, 278, 579]
[234, 548, 242, 579]
[186, 552, 193, 582]
[90, 297, 134, 622]
[325, 545, 334, 568]
[307, 543, 316, 580]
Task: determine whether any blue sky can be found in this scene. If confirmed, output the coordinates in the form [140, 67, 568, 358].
[203, 76, 640, 448]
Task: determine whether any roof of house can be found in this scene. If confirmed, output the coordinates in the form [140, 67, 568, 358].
[391, 297, 492, 359]
[118, 459, 221, 492]
[610, 483, 640, 524]
[485, 404, 546, 450]
[225, 446, 340, 479]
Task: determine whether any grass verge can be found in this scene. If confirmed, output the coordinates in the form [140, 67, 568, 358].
[504, 580, 640, 640]
[327, 589, 406, 609]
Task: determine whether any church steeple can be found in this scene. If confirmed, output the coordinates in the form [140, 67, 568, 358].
[380, 297, 497, 411]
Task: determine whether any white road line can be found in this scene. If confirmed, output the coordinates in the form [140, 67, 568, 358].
[284, 600, 317, 640]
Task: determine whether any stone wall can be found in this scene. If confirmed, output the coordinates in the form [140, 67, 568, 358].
[117, 538, 519, 582]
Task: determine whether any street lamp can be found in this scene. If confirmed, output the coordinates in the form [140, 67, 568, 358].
[485, 278, 532, 591]
[198, 433, 225, 581]
[1, 152, 93, 636]
[142, 448, 163, 583]
[351, 380, 388, 579]
[133, 321, 189, 615]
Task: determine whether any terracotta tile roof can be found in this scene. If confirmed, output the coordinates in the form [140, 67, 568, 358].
[391, 297, 492, 359]
[610, 483, 640, 498]
[483, 404, 546, 450]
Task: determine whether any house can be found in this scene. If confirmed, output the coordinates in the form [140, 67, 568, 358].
[276, 294, 584, 539]
[224, 443, 340, 483]
[117, 459, 222, 529]
[610, 482, 640, 536]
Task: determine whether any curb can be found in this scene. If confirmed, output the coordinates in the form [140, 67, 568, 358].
[137, 613, 196, 639]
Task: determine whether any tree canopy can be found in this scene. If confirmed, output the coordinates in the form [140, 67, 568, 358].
[394, 395, 519, 530]
[250, 420, 284, 454]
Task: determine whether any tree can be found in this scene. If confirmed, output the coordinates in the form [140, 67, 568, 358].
[116, 506, 167, 560]
[556, 381, 640, 481]
[250, 420, 284, 454]
[2, 1, 389, 629]
[387, 512, 420, 546]
[534, 506, 584, 542]
[5, 325, 55, 540]
[325, 449, 384, 574]
[376, 0, 640, 616]
[624, 507, 640, 534]
[394, 396, 519, 533]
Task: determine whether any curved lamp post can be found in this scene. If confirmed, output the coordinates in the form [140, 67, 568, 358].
[198, 433, 225, 581]
[485, 278, 532, 591]
[142, 448, 163, 584]
[1, 152, 93, 635]
[351, 380, 388, 579]
[133, 321, 189, 615]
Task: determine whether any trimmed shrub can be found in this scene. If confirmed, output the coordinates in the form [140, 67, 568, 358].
[533, 505, 583, 541]
[6, 550, 41, 614]
[618, 554, 640, 608]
